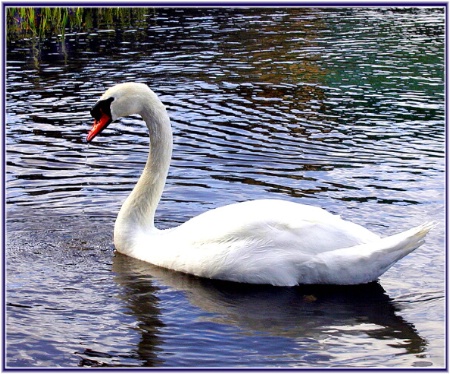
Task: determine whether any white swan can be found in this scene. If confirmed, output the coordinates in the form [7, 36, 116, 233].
[86, 82, 434, 286]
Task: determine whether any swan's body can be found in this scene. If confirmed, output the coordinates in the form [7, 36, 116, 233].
[87, 82, 434, 286]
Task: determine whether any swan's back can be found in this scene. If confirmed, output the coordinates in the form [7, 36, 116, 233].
[175, 199, 379, 254]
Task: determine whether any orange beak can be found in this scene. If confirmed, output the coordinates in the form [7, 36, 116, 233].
[86, 113, 112, 142]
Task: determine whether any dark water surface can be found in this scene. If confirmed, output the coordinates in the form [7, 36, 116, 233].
[6, 7, 445, 368]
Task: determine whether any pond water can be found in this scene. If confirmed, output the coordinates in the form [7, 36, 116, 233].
[5, 7, 446, 368]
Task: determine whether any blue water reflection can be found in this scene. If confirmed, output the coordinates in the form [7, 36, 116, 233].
[6, 7, 445, 368]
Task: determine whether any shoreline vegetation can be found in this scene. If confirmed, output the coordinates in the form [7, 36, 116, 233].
[6, 7, 152, 39]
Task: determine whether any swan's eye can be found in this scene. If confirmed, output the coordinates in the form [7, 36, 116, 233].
[90, 97, 114, 121]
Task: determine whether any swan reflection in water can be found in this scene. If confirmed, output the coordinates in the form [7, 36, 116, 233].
[96, 253, 427, 368]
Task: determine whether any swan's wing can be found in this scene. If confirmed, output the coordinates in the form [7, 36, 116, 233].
[144, 200, 429, 286]
[155, 200, 379, 285]
[173, 199, 379, 254]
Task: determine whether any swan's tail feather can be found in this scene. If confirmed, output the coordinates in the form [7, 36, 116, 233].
[313, 222, 436, 285]
[389, 221, 436, 254]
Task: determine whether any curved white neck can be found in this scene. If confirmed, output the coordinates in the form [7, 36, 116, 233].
[114, 97, 172, 252]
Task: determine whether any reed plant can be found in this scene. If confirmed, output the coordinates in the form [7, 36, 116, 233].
[6, 7, 151, 39]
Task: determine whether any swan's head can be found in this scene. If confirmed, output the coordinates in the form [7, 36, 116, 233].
[86, 83, 157, 142]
